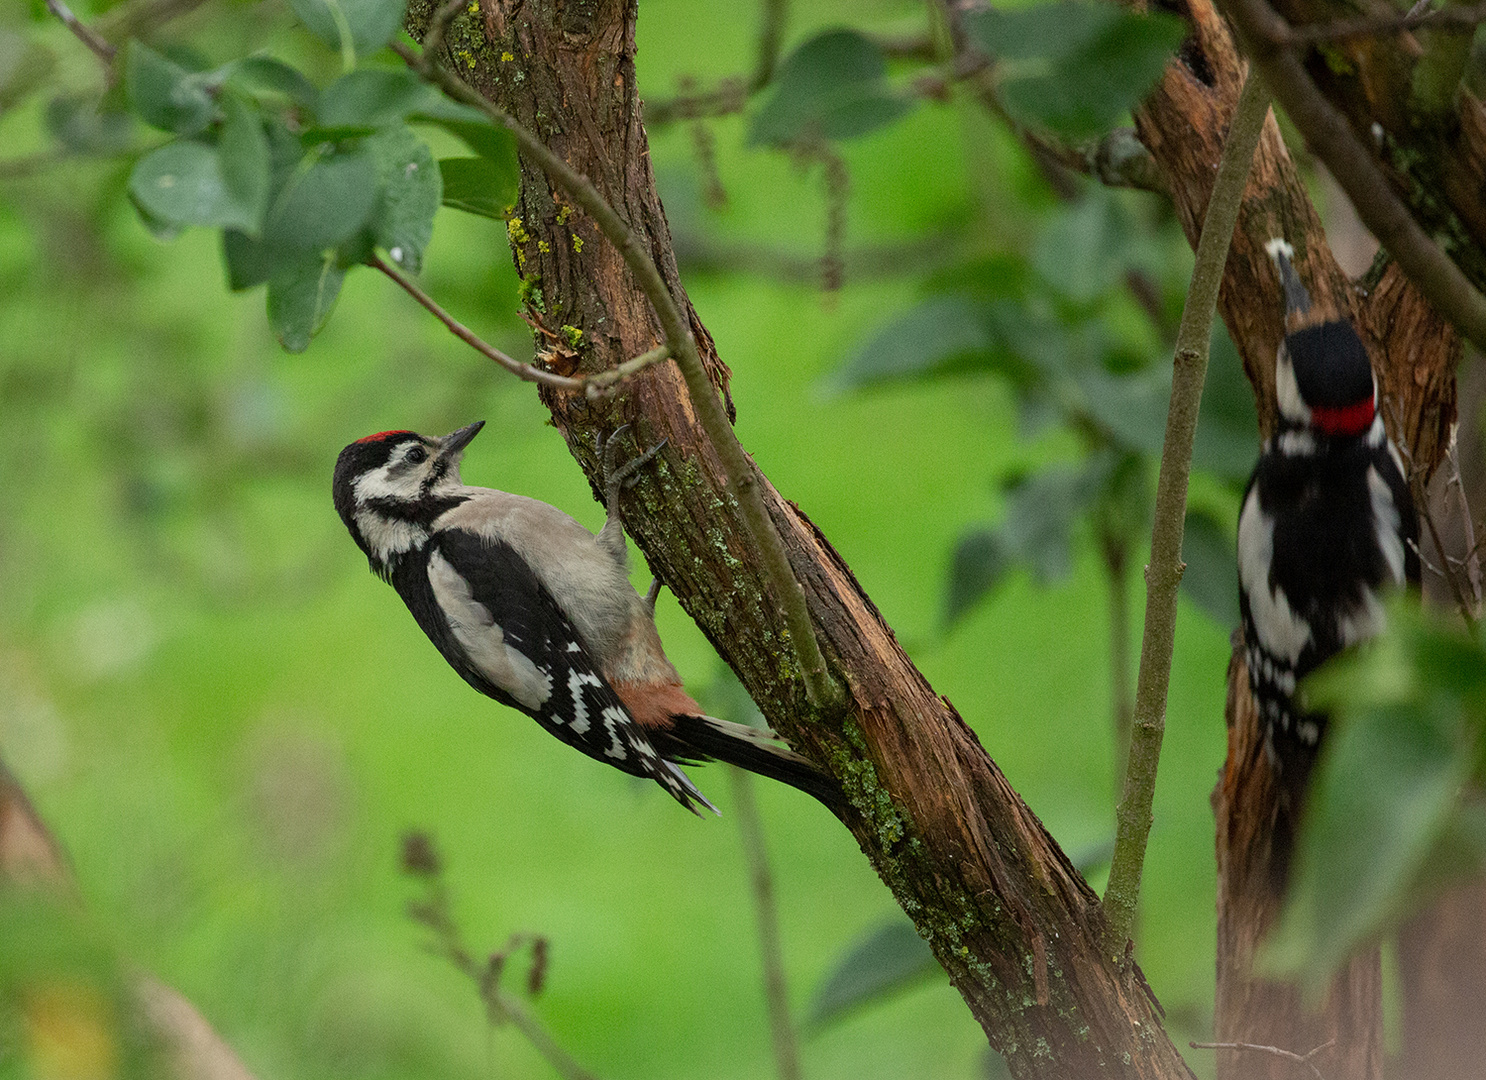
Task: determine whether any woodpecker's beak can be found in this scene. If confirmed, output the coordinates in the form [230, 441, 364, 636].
[440, 421, 485, 458]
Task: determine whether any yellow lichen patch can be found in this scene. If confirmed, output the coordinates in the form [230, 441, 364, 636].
[501, 51, 514, 61]
[571, 235, 584, 253]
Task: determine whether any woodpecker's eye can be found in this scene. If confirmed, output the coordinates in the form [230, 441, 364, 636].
[405, 446, 428, 465]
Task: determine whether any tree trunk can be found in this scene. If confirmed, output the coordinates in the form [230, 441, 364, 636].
[404, 0, 1196, 1074]
[1132, 0, 1461, 1072]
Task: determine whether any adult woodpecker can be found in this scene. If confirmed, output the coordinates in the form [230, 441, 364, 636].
[1237, 239, 1418, 855]
[332, 422, 839, 814]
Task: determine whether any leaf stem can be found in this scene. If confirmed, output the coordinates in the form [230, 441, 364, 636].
[370, 254, 668, 396]
[1101, 69, 1271, 956]
[395, 6, 840, 709]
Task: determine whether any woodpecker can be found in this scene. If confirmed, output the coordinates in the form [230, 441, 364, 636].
[332, 422, 839, 815]
[1237, 239, 1418, 856]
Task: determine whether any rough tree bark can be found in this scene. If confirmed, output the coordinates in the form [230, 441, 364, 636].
[404, 0, 1196, 1075]
[1131, 0, 1462, 1074]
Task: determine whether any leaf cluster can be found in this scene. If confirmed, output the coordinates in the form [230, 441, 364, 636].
[832, 188, 1255, 629]
[117, 12, 518, 352]
[1268, 604, 1486, 988]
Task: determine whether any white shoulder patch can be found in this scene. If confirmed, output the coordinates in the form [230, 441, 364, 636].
[1238, 486, 1313, 664]
[427, 549, 553, 710]
[1367, 464, 1407, 585]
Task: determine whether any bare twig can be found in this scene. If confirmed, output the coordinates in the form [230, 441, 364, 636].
[1286, 1, 1486, 42]
[403, 834, 599, 1080]
[1102, 70, 1272, 955]
[397, 4, 841, 709]
[1222, 0, 1486, 352]
[728, 768, 802, 1080]
[44, 0, 116, 64]
[644, 0, 787, 125]
[370, 254, 669, 397]
[1190, 1038, 1336, 1080]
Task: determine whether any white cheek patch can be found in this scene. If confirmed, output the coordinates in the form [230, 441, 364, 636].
[354, 463, 424, 504]
[427, 550, 553, 710]
[1238, 487, 1313, 664]
[356, 512, 427, 562]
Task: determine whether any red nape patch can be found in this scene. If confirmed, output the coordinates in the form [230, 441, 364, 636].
[356, 430, 415, 444]
[1311, 399, 1375, 436]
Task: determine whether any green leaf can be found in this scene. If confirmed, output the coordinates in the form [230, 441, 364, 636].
[289, 0, 409, 59]
[1193, 327, 1260, 484]
[224, 56, 320, 109]
[267, 251, 346, 352]
[808, 919, 939, 1029]
[222, 229, 280, 290]
[317, 68, 434, 128]
[217, 94, 271, 236]
[1180, 508, 1238, 628]
[832, 296, 1032, 391]
[128, 140, 262, 233]
[967, 4, 1184, 137]
[45, 93, 131, 154]
[126, 40, 215, 136]
[946, 528, 1010, 626]
[438, 156, 519, 220]
[1073, 366, 1169, 455]
[1031, 188, 1156, 305]
[263, 144, 379, 252]
[1265, 609, 1486, 986]
[748, 29, 913, 147]
[365, 127, 441, 273]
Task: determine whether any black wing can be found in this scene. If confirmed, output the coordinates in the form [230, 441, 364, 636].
[390, 527, 714, 813]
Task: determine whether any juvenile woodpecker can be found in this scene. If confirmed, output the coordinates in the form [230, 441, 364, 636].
[1237, 239, 1418, 852]
[332, 422, 838, 815]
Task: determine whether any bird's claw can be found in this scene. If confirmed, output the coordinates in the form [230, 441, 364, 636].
[602, 425, 668, 494]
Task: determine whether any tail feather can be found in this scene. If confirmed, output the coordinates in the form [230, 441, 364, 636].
[664, 714, 844, 808]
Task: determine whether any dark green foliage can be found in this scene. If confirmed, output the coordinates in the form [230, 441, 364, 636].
[808, 919, 941, 1029]
[438, 156, 518, 220]
[1179, 508, 1239, 629]
[965, 3, 1185, 137]
[105, 15, 517, 352]
[748, 29, 913, 147]
[288, 0, 409, 59]
[1267, 606, 1486, 987]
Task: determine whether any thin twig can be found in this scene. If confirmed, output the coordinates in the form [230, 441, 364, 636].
[1223, 0, 1486, 352]
[1190, 1038, 1335, 1080]
[396, 6, 841, 709]
[44, 0, 116, 64]
[1101, 70, 1272, 955]
[729, 767, 802, 1080]
[1286, 1, 1486, 42]
[405, 836, 599, 1080]
[370, 254, 670, 397]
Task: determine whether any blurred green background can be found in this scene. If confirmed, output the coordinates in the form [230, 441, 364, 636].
[0, 0, 1242, 1076]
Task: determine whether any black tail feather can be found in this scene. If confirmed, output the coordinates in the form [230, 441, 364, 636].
[662, 714, 844, 808]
